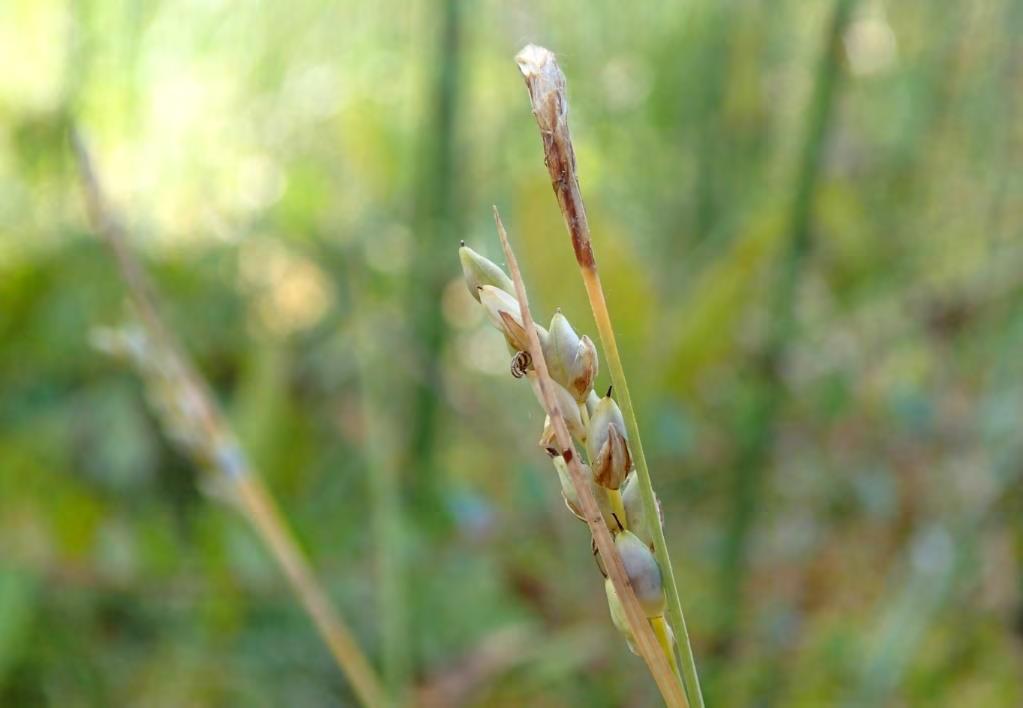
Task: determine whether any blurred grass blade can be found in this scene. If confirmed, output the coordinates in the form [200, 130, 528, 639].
[715, 0, 858, 664]
[0, 569, 36, 687]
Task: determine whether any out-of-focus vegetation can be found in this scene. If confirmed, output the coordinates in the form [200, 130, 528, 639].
[1, 0, 1021, 705]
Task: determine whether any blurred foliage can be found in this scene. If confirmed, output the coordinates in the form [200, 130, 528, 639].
[1, 0, 1022, 705]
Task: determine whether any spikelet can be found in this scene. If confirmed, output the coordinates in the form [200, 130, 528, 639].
[586, 393, 633, 490]
[459, 243, 674, 661]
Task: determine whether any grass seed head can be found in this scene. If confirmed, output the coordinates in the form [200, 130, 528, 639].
[587, 394, 632, 489]
[623, 472, 662, 549]
[544, 311, 599, 402]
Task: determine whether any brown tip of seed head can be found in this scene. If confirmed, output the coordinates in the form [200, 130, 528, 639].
[515, 45, 567, 133]
[515, 44, 555, 77]
[606, 385, 614, 398]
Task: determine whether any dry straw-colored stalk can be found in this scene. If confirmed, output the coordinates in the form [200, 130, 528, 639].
[71, 129, 386, 708]
[492, 209, 687, 706]
[515, 45, 704, 707]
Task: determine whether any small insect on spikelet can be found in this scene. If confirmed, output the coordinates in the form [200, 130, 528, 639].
[457, 243, 674, 667]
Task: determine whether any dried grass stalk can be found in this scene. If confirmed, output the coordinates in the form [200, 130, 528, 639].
[71, 129, 386, 708]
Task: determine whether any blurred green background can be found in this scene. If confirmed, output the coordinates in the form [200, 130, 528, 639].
[2, 0, 1022, 705]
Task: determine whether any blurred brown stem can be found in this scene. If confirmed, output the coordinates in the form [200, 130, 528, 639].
[70, 128, 387, 708]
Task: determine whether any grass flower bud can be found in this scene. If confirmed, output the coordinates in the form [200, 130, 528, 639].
[622, 471, 662, 549]
[478, 285, 549, 354]
[459, 244, 514, 302]
[586, 393, 632, 489]
[530, 376, 585, 441]
[477, 285, 540, 353]
[479, 284, 526, 345]
[553, 457, 616, 532]
[543, 311, 599, 402]
[615, 530, 665, 617]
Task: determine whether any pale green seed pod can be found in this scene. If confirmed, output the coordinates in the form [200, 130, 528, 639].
[604, 578, 639, 656]
[530, 376, 586, 442]
[478, 285, 548, 353]
[459, 244, 515, 302]
[553, 457, 616, 532]
[586, 394, 632, 489]
[615, 530, 665, 617]
[479, 285, 527, 348]
[622, 471, 662, 549]
[542, 311, 598, 402]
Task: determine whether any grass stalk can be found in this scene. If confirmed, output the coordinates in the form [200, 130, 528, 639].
[493, 208, 688, 708]
[515, 46, 704, 708]
[349, 266, 410, 703]
[405, 0, 463, 524]
[716, 0, 856, 669]
[71, 128, 387, 708]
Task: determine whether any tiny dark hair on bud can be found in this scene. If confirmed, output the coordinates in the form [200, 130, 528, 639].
[606, 385, 614, 398]
[460, 240, 465, 247]
[612, 513, 624, 532]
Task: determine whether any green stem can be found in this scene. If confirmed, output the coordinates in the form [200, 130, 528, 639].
[583, 272, 704, 708]
[365, 369, 408, 706]
[405, 0, 463, 526]
[351, 268, 409, 705]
